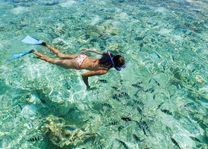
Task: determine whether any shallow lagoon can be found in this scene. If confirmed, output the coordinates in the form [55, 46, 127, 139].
[0, 0, 208, 148]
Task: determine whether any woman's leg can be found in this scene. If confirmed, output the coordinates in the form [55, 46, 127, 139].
[33, 50, 78, 69]
[45, 44, 78, 59]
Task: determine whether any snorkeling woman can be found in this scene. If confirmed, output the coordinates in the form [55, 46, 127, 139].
[30, 41, 126, 89]
[14, 36, 125, 89]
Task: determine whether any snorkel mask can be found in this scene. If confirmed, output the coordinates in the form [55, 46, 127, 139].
[107, 51, 126, 71]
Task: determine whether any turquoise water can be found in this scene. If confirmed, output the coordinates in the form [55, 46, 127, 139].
[0, 0, 208, 148]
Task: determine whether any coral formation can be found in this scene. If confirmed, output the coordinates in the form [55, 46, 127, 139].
[43, 115, 98, 148]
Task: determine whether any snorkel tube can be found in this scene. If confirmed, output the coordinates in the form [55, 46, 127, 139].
[107, 51, 126, 71]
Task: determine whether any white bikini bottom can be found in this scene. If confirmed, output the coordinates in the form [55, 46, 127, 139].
[75, 54, 88, 66]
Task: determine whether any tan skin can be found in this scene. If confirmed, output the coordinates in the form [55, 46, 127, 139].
[32, 43, 109, 89]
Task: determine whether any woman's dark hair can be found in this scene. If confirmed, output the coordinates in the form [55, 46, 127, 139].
[99, 53, 125, 68]
[113, 55, 125, 67]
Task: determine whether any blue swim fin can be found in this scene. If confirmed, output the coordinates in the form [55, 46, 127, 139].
[11, 49, 33, 60]
[22, 35, 43, 45]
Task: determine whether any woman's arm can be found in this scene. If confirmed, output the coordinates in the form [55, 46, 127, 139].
[82, 70, 108, 89]
[81, 48, 104, 55]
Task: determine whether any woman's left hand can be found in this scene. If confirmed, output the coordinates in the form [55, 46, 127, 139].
[80, 48, 89, 53]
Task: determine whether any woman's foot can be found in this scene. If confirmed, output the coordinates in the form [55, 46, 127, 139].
[32, 50, 45, 58]
[41, 42, 47, 46]
[31, 49, 35, 53]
